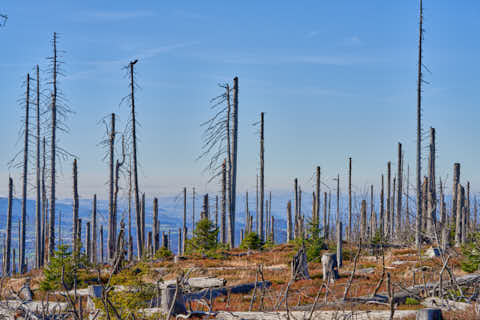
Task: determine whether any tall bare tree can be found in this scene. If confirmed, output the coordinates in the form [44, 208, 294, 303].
[35, 65, 42, 269]
[259, 112, 265, 242]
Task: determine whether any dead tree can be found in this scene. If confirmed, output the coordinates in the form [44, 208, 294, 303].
[92, 194, 97, 264]
[416, 0, 424, 249]
[100, 225, 104, 263]
[396, 143, 403, 237]
[380, 174, 385, 238]
[127, 156, 133, 260]
[316, 166, 321, 230]
[294, 178, 299, 239]
[41, 137, 47, 266]
[452, 163, 460, 232]
[287, 201, 292, 242]
[141, 193, 146, 249]
[108, 113, 116, 261]
[348, 157, 352, 241]
[153, 198, 159, 253]
[192, 187, 196, 234]
[221, 161, 227, 244]
[360, 200, 367, 240]
[20, 73, 31, 274]
[427, 128, 436, 236]
[5, 178, 13, 275]
[35, 65, 42, 269]
[291, 246, 310, 281]
[72, 159, 79, 261]
[370, 185, 375, 239]
[86, 222, 91, 261]
[323, 192, 328, 240]
[230, 77, 239, 248]
[113, 134, 126, 257]
[455, 183, 464, 246]
[183, 187, 187, 254]
[259, 112, 265, 241]
[386, 162, 391, 239]
[124, 59, 142, 259]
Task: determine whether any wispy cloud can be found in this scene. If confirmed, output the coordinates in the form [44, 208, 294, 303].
[306, 30, 321, 38]
[218, 54, 360, 66]
[80, 10, 155, 22]
[341, 36, 362, 47]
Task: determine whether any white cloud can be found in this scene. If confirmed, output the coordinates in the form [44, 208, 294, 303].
[81, 10, 155, 22]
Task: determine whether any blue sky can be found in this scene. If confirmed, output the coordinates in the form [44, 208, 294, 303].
[0, 1, 479, 200]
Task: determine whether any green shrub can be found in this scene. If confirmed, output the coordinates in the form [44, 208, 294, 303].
[461, 232, 480, 273]
[154, 246, 173, 260]
[296, 219, 325, 262]
[405, 297, 420, 305]
[240, 232, 262, 250]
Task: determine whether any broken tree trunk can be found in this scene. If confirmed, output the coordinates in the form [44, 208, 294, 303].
[291, 246, 310, 281]
[321, 253, 339, 283]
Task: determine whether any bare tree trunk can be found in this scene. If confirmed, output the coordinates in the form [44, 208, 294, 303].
[380, 174, 384, 238]
[467, 181, 471, 233]
[216, 195, 219, 232]
[73, 159, 79, 262]
[183, 187, 187, 254]
[128, 157, 133, 261]
[416, 0, 424, 249]
[475, 196, 478, 232]
[100, 225, 104, 263]
[153, 198, 159, 254]
[348, 157, 352, 241]
[455, 183, 463, 247]
[422, 177, 428, 232]
[229, 76, 239, 248]
[294, 178, 299, 239]
[129, 60, 142, 259]
[256, 174, 259, 234]
[336, 175, 340, 230]
[391, 177, 395, 238]
[328, 191, 332, 241]
[337, 221, 343, 268]
[192, 187, 196, 234]
[20, 73, 30, 274]
[108, 113, 115, 261]
[406, 165, 410, 230]
[323, 192, 328, 240]
[452, 163, 460, 231]
[287, 200, 292, 242]
[35, 66, 41, 270]
[370, 185, 375, 239]
[360, 200, 367, 240]
[86, 222, 91, 261]
[316, 166, 320, 228]
[221, 161, 226, 244]
[245, 192, 249, 233]
[5, 178, 12, 275]
[396, 143, 403, 237]
[427, 128, 436, 237]
[41, 137, 47, 266]
[113, 135, 125, 259]
[142, 193, 146, 249]
[49, 32, 58, 259]
[92, 194, 97, 264]
[386, 162, 391, 239]
[259, 112, 264, 242]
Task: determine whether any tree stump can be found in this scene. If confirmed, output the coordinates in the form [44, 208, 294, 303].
[291, 245, 310, 281]
[416, 308, 442, 320]
[321, 253, 339, 283]
[162, 284, 187, 316]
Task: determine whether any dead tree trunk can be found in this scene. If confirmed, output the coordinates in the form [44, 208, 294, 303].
[370, 185, 375, 239]
[316, 166, 321, 228]
[455, 183, 464, 247]
[113, 135, 125, 258]
[221, 161, 227, 244]
[108, 113, 115, 261]
[427, 128, 436, 237]
[337, 221, 343, 268]
[229, 76, 239, 248]
[360, 200, 367, 240]
[35, 66, 41, 269]
[142, 193, 145, 250]
[127, 156, 133, 261]
[416, 0, 424, 249]
[49, 32, 58, 259]
[100, 225, 104, 263]
[5, 178, 13, 275]
[92, 194, 97, 264]
[153, 198, 159, 254]
[391, 177, 395, 239]
[294, 178, 299, 239]
[183, 187, 187, 254]
[380, 174, 385, 238]
[259, 112, 265, 242]
[348, 157, 352, 241]
[323, 192, 328, 240]
[287, 200, 292, 242]
[20, 73, 30, 274]
[41, 137, 47, 266]
[192, 187, 196, 234]
[129, 59, 142, 259]
[73, 159, 79, 261]
[396, 143, 403, 237]
[86, 222, 91, 261]
[386, 162, 391, 239]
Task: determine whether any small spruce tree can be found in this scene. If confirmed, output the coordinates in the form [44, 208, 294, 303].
[186, 218, 220, 255]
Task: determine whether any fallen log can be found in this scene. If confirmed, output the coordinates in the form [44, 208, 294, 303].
[185, 281, 271, 301]
[215, 310, 418, 319]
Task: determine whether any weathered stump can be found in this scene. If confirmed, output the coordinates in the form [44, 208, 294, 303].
[416, 308, 442, 320]
[291, 246, 310, 281]
[321, 253, 339, 283]
[162, 284, 187, 316]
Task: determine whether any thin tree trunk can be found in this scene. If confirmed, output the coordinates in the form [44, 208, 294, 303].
[348, 157, 352, 241]
[192, 187, 196, 234]
[287, 200, 292, 242]
[20, 73, 30, 274]
[183, 187, 187, 254]
[5, 178, 13, 275]
[41, 137, 47, 266]
[294, 178, 298, 239]
[221, 161, 226, 244]
[35, 66, 41, 269]
[397, 143, 403, 237]
[86, 222, 91, 261]
[49, 32, 58, 259]
[129, 60, 142, 259]
[416, 0, 424, 249]
[153, 198, 159, 254]
[229, 77, 239, 248]
[73, 159, 79, 261]
[92, 194, 97, 264]
[323, 192, 328, 240]
[100, 225, 104, 263]
[316, 166, 320, 228]
[380, 174, 384, 238]
[128, 156, 133, 261]
[387, 162, 391, 239]
[141, 193, 145, 249]
[108, 113, 115, 261]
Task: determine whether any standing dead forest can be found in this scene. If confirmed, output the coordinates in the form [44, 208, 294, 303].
[1, 1, 480, 320]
